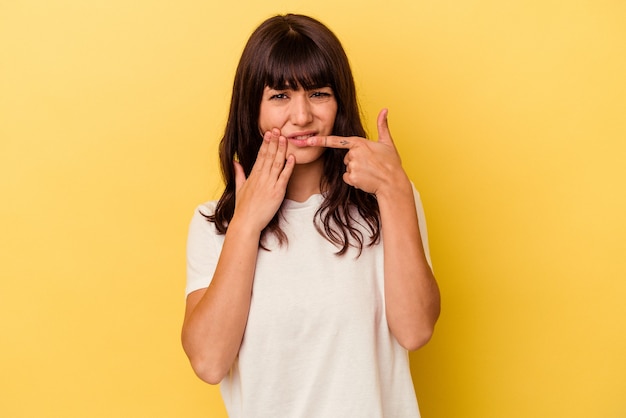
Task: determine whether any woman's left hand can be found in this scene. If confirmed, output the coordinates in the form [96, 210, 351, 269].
[306, 108, 440, 350]
[307, 108, 439, 349]
[304, 108, 408, 195]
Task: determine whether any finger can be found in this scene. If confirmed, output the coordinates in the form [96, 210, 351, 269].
[251, 132, 272, 174]
[233, 160, 246, 193]
[276, 154, 296, 187]
[265, 129, 280, 163]
[305, 135, 359, 149]
[377, 108, 395, 146]
[271, 135, 288, 174]
[342, 171, 355, 187]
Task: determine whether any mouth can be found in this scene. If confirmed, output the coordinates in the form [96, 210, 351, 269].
[288, 133, 316, 140]
[287, 132, 317, 146]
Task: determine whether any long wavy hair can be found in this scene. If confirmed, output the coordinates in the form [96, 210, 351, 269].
[208, 14, 380, 255]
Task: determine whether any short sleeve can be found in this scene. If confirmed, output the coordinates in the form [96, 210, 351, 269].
[411, 185, 433, 270]
[185, 202, 222, 297]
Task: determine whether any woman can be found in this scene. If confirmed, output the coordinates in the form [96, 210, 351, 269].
[182, 13, 440, 417]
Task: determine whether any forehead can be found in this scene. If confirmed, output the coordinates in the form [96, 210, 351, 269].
[262, 38, 334, 90]
[263, 84, 331, 93]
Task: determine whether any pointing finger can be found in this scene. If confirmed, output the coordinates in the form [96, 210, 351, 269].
[305, 135, 358, 149]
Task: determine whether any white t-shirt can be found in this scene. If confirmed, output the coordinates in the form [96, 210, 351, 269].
[186, 188, 431, 418]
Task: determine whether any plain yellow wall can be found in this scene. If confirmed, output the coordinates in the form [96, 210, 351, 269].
[1, 1, 625, 417]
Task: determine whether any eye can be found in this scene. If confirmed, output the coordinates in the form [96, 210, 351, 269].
[310, 89, 333, 99]
[269, 92, 288, 100]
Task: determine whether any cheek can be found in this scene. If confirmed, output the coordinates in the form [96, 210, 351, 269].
[258, 106, 272, 132]
[258, 110, 270, 132]
[325, 116, 337, 134]
[258, 106, 285, 132]
[325, 104, 338, 132]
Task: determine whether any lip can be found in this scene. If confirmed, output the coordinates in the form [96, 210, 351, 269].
[287, 131, 317, 140]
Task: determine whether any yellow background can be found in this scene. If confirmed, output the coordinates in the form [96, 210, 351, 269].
[1, 0, 625, 417]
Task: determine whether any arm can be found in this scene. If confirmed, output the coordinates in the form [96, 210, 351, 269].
[303, 109, 440, 350]
[376, 174, 440, 351]
[181, 130, 294, 384]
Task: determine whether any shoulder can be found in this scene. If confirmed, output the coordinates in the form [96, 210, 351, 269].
[188, 200, 220, 236]
[195, 200, 218, 217]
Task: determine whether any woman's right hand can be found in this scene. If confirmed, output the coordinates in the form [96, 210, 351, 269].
[231, 128, 295, 233]
[182, 129, 294, 384]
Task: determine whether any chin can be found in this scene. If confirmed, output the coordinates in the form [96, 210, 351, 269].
[288, 146, 326, 165]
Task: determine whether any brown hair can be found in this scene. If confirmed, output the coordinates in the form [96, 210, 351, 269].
[208, 14, 379, 255]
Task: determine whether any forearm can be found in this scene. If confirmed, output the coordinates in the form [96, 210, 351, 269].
[181, 219, 260, 384]
[377, 174, 440, 351]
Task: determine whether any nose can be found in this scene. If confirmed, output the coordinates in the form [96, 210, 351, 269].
[290, 93, 313, 126]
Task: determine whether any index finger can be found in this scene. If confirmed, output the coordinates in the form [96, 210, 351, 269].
[305, 135, 358, 149]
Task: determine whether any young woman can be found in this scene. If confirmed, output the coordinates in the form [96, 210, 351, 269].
[182, 13, 440, 417]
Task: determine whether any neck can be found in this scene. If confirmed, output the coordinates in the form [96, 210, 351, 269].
[285, 158, 324, 202]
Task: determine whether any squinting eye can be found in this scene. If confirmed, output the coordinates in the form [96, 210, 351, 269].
[270, 93, 288, 100]
[311, 91, 332, 98]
